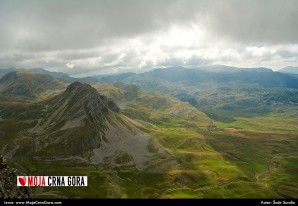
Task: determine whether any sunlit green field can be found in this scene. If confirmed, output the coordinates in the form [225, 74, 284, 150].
[216, 112, 298, 133]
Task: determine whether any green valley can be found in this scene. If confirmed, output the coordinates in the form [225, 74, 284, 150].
[0, 67, 297, 199]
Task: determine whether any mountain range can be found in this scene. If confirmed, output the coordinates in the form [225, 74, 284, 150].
[98, 66, 298, 121]
[0, 66, 297, 198]
[278, 66, 298, 75]
[99, 66, 298, 89]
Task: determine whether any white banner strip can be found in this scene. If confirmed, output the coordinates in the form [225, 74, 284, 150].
[17, 176, 88, 187]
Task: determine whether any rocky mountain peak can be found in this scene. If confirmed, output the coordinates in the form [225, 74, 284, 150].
[29, 82, 121, 155]
[65, 81, 92, 93]
[63, 81, 120, 113]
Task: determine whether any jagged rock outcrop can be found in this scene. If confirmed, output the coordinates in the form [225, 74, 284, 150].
[0, 156, 31, 199]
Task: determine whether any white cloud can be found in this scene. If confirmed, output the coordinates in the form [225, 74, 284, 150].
[65, 62, 75, 69]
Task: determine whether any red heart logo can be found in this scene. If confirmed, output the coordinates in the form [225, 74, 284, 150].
[18, 176, 26, 186]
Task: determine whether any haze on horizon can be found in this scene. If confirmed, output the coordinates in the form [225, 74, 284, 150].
[0, 0, 298, 77]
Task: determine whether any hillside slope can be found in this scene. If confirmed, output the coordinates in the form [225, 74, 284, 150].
[91, 82, 214, 130]
[0, 71, 66, 100]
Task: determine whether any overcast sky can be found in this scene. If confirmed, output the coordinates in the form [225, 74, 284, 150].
[0, 0, 298, 76]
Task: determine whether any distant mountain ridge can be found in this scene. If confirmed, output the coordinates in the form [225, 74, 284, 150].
[2, 65, 297, 86]
[0, 67, 20, 74]
[192, 65, 269, 73]
[0, 71, 66, 99]
[30, 68, 73, 81]
[279, 66, 298, 74]
[99, 66, 298, 89]
[0, 67, 97, 83]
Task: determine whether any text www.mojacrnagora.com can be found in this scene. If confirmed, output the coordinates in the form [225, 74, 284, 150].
[4, 200, 62, 205]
